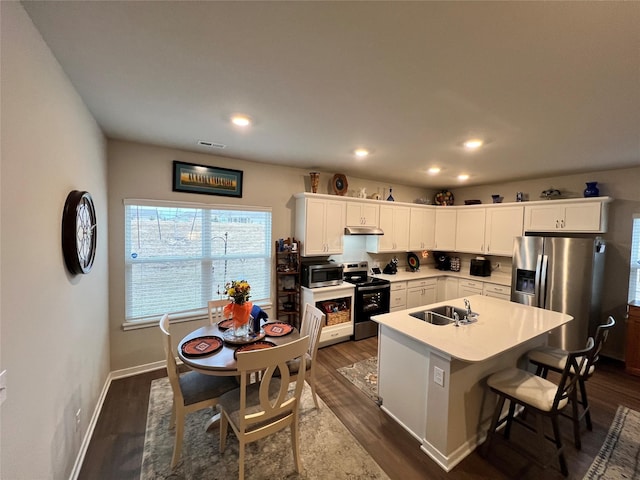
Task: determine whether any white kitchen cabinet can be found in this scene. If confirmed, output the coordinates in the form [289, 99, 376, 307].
[366, 204, 410, 253]
[483, 282, 510, 301]
[485, 206, 524, 256]
[458, 279, 483, 298]
[409, 207, 436, 251]
[434, 209, 457, 251]
[295, 195, 345, 256]
[406, 278, 437, 308]
[390, 281, 407, 312]
[437, 277, 460, 302]
[301, 284, 355, 347]
[455, 208, 486, 254]
[524, 198, 609, 233]
[345, 200, 379, 227]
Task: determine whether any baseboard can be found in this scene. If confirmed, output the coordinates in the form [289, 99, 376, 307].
[68, 361, 166, 480]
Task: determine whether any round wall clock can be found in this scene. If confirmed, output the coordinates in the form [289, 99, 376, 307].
[62, 190, 97, 274]
[332, 173, 348, 196]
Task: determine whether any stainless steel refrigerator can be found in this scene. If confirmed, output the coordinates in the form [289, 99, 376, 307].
[511, 236, 606, 350]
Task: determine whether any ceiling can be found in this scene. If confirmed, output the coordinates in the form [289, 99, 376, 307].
[22, 1, 640, 188]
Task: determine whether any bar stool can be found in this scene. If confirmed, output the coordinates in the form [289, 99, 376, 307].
[527, 316, 615, 448]
[483, 338, 594, 476]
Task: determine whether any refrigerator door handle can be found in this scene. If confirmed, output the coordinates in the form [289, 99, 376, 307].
[534, 254, 544, 308]
[539, 255, 549, 308]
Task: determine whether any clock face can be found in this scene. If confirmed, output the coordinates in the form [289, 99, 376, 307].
[62, 190, 97, 274]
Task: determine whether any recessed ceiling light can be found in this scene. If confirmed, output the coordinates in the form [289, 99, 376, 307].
[428, 167, 441, 175]
[458, 174, 470, 181]
[354, 148, 370, 158]
[463, 139, 483, 150]
[231, 115, 251, 127]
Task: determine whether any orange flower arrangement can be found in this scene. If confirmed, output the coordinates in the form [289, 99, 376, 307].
[223, 280, 253, 328]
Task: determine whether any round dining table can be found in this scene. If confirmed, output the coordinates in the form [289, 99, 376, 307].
[177, 321, 301, 431]
[177, 322, 301, 376]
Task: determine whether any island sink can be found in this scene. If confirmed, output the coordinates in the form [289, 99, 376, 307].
[408, 305, 468, 325]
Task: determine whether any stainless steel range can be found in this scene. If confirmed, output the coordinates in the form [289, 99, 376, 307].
[343, 261, 391, 340]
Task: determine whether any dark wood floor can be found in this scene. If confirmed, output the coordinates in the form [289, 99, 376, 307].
[79, 337, 640, 479]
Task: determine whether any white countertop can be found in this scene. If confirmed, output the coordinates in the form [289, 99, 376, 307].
[372, 295, 572, 363]
[372, 267, 512, 286]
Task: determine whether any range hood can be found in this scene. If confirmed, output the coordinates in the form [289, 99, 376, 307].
[344, 226, 384, 235]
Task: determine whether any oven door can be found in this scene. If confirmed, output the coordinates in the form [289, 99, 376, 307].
[353, 283, 390, 340]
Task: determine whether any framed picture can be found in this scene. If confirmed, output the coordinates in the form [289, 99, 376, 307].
[172, 161, 243, 198]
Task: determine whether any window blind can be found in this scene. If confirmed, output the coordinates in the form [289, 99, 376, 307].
[124, 200, 272, 322]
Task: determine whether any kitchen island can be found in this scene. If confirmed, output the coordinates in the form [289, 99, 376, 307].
[372, 295, 572, 472]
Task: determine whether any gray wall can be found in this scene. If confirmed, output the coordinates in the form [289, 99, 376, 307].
[1, 3, 109, 479]
[453, 166, 640, 360]
[107, 139, 430, 371]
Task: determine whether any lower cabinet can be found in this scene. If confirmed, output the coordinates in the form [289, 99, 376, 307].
[407, 279, 437, 308]
[390, 281, 407, 312]
[482, 282, 510, 301]
[301, 285, 355, 347]
[437, 277, 459, 302]
[626, 302, 640, 376]
[458, 279, 483, 298]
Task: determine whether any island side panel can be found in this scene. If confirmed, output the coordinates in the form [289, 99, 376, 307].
[378, 324, 430, 441]
[421, 335, 548, 472]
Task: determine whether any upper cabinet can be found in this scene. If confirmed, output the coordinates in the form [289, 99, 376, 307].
[345, 200, 379, 227]
[434, 209, 457, 251]
[409, 207, 436, 251]
[524, 198, 610, 233]
[295, 195, 345, 256]
[485, 206, 524, 256]
[366, 204, 410, 253]
[455, 208, 486, 254]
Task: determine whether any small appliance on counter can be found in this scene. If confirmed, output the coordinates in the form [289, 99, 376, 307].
[470, 258, 491, 277]
[434, 253, 451, 271]
[450, 256, 461, 272]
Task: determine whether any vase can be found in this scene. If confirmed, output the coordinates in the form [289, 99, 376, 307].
[309, 172, 320, 193]
[387, 188, 394, 201]
[584, 182, 599, 197]
[222, 302, 253, 342]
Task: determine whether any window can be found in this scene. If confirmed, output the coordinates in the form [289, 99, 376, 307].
[124, 200, 272, 324]
[630, 214, 640, 302]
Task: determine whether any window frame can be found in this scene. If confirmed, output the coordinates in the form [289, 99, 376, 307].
[629, 213, 640, 303]
[122, 198, 272, 330]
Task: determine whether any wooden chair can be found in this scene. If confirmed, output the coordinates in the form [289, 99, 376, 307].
[159, 314, 237, 468]
[289, 303, 325, 409]
[208, 299, 229, 325]
[218, 336, 310, 480]
[483, 338, 594, 477]
[527, 316, 615, 448]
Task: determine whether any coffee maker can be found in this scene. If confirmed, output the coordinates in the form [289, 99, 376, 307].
[434, 252, 451, 271]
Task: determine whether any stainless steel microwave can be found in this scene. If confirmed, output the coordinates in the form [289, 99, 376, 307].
[301, 262, 344, 288]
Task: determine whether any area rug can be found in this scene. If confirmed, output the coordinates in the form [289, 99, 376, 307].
[337, 356, 379, 403]
[583, 405, 640, 479]
[140, 377, 389, 479]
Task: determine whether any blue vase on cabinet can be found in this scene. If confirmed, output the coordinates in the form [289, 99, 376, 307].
[583, 182, 599, 197]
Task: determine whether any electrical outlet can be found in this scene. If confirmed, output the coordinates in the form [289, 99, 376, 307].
[433, 366, 445, 387]
[0, 370, 7, 406]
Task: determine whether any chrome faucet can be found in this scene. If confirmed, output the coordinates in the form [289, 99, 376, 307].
[453, 311, 460, 327]
[464, 298, 472, 317]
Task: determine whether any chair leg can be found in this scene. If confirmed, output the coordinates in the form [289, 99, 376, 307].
[219, 412, 228, 453]
[307, 373, 320, 410]
[550, 415, 568, 476]
[169, 400, 177, 429]
[238, 439, 245, 480]
[291, 412, 303, 472]
[579, 379, 592, 431]
[483, 395, 505, 457]
[571, 388, 582, 450]
[504, 400, 516, 440]
[171, 413, 184, 469]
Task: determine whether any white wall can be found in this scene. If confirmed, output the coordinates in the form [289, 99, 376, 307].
[107, 139, 431, 370]
[452, 166, 640, 360]
[0, 3, 109, 479]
